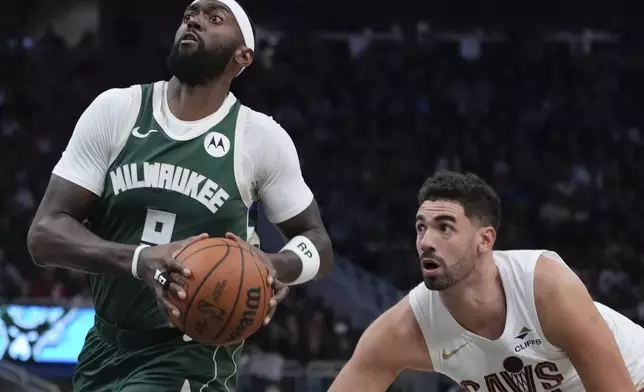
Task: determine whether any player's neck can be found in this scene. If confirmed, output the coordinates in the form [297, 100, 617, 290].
[167, 76, 232, 122]
[440, 256, 507, 337]
[442, 258, 500, 307]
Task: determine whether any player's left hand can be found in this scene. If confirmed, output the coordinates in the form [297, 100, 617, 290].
[225, 232, 289, 326]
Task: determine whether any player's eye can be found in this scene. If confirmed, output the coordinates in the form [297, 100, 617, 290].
[210, 14, 223, 23]
[439, 224, 453, 233]
[416, 224, 425, 233]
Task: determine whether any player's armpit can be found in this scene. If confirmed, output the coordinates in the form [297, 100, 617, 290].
[27, 175, 136, 275]
[329, 296, 433, 392]
[535, 256, 637, 392]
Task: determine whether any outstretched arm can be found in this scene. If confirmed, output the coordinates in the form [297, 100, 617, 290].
[535, 255, 637, 392]
[329, 296, 433, 391]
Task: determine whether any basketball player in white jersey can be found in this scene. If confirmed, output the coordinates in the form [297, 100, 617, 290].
[329, 171, 644, 392]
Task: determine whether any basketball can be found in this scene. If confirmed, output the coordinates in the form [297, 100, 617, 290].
[169, 237, 272, 346]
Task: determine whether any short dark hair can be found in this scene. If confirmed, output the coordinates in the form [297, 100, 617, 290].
[417, 171, 501, 230]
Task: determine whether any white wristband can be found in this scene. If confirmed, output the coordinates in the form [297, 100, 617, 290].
[280, 235, 320, 286]
[132, 244, 150, 279]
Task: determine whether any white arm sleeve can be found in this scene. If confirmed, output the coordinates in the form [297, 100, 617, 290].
[52, 87, 135, 196]
[246, 111, 314, 224]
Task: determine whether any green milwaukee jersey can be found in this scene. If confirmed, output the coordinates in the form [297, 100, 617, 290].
[53, 78, 313, 330]
[89, 83, 249, 330]
[54, 80, 314, 391]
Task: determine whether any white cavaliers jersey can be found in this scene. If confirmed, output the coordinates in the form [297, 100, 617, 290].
[409, 250, 644, 392]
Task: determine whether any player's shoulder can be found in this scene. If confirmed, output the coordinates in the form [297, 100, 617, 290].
[494, 248, 551, 259]
[495, 249, 567, 268]
[94, 84, 140, 104]
[89, 84, 141, 116]
[494, 249, 577, 293]
[532, 250, 585, 307]
[240, 105, 295, 145]
[534, 251, 576, 279]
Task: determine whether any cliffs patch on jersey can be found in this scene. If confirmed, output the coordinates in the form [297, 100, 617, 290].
[109, 162, 230, 214]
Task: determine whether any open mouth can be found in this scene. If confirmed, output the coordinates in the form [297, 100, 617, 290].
[422, 258, 441, 273]
[181, 31, 199, 43]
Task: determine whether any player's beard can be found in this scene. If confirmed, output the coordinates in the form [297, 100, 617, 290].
[423, 251, 476, 291]
[166, 39, 236, 87]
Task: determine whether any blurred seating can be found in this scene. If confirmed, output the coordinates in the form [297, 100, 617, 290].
[1, 18, 644, 392]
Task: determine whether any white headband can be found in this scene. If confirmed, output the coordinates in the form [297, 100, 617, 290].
[191, 0, 255, 51]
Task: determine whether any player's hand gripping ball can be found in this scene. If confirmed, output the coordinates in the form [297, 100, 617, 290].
[136, 233, 209, 324]
[167, 236, 273, 345]
[224, 232, 290, 326]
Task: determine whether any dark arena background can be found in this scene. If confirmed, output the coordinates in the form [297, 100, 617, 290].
[1, 0, 643, 391]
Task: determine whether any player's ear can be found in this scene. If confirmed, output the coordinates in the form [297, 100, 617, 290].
[477, 226, 496, 253]
[234, 47, 253, 68]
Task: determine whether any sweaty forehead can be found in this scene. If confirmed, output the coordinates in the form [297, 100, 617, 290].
[417, 200, 465, 220]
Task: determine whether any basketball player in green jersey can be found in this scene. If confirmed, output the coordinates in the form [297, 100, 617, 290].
[26, 0, 333, 391]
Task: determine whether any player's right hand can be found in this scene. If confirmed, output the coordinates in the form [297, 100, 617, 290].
[136, 233, 209, 325]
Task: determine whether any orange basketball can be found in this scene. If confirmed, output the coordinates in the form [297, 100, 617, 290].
[169, 237, 272, 346]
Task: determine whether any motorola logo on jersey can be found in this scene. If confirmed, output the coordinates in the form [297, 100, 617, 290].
[460, 357, 564, 392]
[204, 132, 230, 158]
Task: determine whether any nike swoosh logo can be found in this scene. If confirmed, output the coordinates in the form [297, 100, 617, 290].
[442, 343, 467, 360]
[131, 127, 158, 139]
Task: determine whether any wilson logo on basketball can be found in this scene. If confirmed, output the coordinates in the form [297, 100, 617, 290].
[227, 287, 262, 342]
[460, 357, 564, 392]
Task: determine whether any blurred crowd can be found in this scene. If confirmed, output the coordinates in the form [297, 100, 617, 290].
[1, 20, 644, 382]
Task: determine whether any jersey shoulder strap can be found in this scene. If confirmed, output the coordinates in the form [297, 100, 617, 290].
[408, 284, 448, 371]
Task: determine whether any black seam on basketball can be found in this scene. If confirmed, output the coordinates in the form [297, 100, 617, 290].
[181, 242, 231, 329]
[212, 245, 245, 342]
[254, 251, 272, 321]
[249, 256, 269, 325]
[260, 263, 270, 323]
[245, 248, 270, 321]
[176, 242, 229, 261]
[255, 256, 271, 323]
[174, 238, 244, 261]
